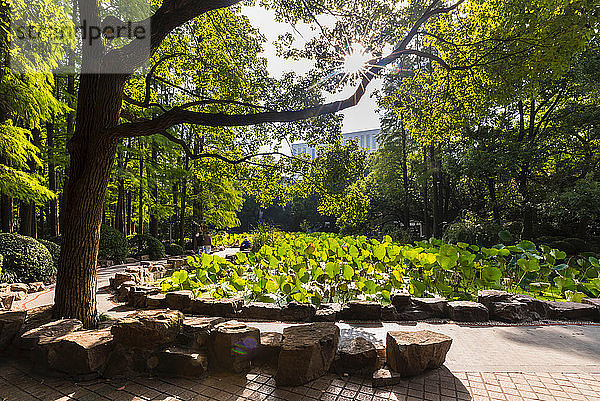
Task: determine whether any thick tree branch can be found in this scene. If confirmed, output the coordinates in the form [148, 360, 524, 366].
[110, 0, 467, 137]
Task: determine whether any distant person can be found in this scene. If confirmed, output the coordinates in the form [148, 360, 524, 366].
[240, 237, 252, 251]
[202, 231, 212, 254]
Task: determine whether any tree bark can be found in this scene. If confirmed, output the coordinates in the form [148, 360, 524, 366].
[53, 73, 125, 327]
[422, 146, 430, 238]
[149, 142, 159, 238]
[178, 156, 188, 248]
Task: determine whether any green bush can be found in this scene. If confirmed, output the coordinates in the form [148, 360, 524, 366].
[38, 238, 61, 269]
[0, 233, 55, 283]
[443, 212, 501, 246]
[164, 243, 184, 256]
[99, 225, 128, 263]
[128, 234, 165, 260]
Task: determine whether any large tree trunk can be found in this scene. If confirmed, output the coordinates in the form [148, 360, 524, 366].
[53, 73, 124, 327]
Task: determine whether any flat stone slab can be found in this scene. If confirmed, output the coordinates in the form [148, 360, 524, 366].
[334, 336, 377, 373]
[411, 297, 448, 317]
[447, 301, 489, 322]
[391, 292, 411, 309]
[477, 290, 512, 308]
[19, 319, 83, 350]
[165, 290, 194, 312]
[372, 368, 405, 387]
[258, 332, 282, 365]
[45, 328, 114, 376]
[111, 309, 183, 349]
[490, 301, 532, 322]
[177, 316, 227, 350]
[150, 347, 208, 377]
[0, 311, 27, 350]
[583, 298, 600, 309]
[546, 301, 599, 321]
[190, 298, 242, 317]
[338, 300, 381, 321]
[386, 330, 452, 377]
[209, 321, 260, 372]
[275, 322, 339, 386]
[239, 302, 282, 321]
[281, 302, 316, 322]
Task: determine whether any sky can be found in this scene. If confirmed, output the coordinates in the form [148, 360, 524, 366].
[241, 6, 383, 135]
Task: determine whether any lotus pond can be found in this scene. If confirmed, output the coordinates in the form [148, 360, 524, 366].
[159, 232, 600, 305]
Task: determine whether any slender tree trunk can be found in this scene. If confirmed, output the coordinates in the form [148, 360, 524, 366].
[179, 156, 188, 248]
[138, 145, 144, 236]
[487, 177, 500, 224]
[401, 117, 410, 230]
[422, 147, 430, 238]
[430, 144, 441, 238]
[47, 120, 59, 236]
[126, 190, 132, 236]
[53, 73, 125, 327]
[149, 142, 159, 238]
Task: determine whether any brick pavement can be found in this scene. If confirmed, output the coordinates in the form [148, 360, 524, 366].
[1, 356, 599, 401]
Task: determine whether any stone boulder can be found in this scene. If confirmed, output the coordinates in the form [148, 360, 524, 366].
[510, 294, 549, 318]
[257, 332, 282, 365]
[145, 293, 166, 309]
[27, 282, 45, 293]
[111, 272, 138, 289]
[10, 283, 28, 293]
[490, 301, 531, 322]
[583, 298, 600, 310]
[386, 330, 452, 377]
[128, 286, 161, 308]
[281, 302, 316, 322]
[381, 305, 400, 321]
[447, 301, 489, 322]
[275, 322, 339, 387]
[0, 310, 26, 350]
[391, 291, 411, 310]
[177, 316, 227, 350]
[411, 297, 448, 318]
[45, 328, 114, 377]
[165, 290, 194, 312]
[209, 321, 260, 372]
[372, 368, 405, 387]
[0, 293, 15, 310]
[546, 301, 599, 321]
[239, 302, 282, 321]
[19, 319, 83, 350]
[477, 290, 512, 308]
[150, 347, 208, 377]
[111, 309, 183, 349]
[189, 298, 242, 317]
[117, 281, 137, 302]
[314, 303, 340, 322]
[101, 344, 153, 378]
[398, 306, 432, 321]
[338, 300, 381, 321]
[334, 337, 377, 373]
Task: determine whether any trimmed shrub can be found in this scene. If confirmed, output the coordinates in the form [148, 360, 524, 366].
[99, 225, 128, 263]
[443, 212, 501, 246]
[0, 233, 55, 283]
[38, 238, 61, 269]
[164, 243, 184, 256]
[128, 234, 165, 260]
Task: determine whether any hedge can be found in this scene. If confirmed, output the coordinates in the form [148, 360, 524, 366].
[0, 233, 55, 283]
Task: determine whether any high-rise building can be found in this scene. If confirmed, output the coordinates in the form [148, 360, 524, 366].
[291, 128, 380, 158]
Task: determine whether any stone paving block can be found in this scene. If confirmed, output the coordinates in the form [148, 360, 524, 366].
[411, 297, 449, 317]
[239, 302, 282, 321]
[280, 301, 316, 322]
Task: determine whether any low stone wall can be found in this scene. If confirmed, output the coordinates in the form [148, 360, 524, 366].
[118, 273, 600, 323]
[0, 307, 453, 387]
